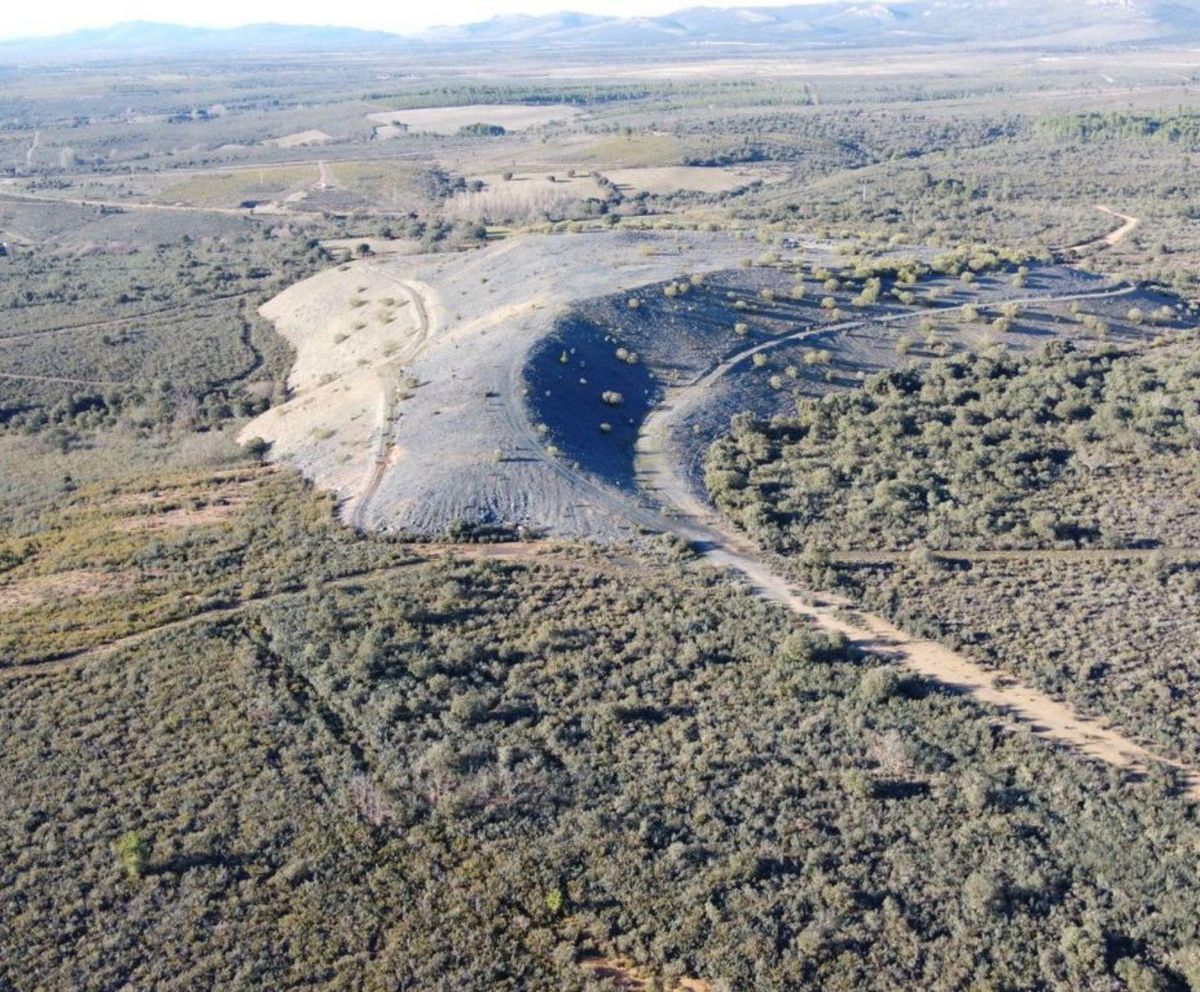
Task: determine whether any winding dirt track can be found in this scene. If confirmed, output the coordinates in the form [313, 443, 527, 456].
[0, 293, 253, 346]
[0, 371, 119, 387]
[1067, 205, 1141, 254]
[630, 278, 1200, 798]
[0, 542, 590, 683]
[830, 548, 1199, 564]
[15, 246, 1188, 795]
[0, 188, 252, 217]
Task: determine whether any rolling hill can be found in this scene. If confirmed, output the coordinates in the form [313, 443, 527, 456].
[422, 0, 1200, 48]
[4, 0, 1200, 61]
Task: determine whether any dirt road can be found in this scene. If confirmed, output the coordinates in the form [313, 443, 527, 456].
[631, 282, 1200, 798]
[1067, 205, 1140, 253]
[0, 293, 253, 345]
[635, 399, 1200, 796]
[829, 547, 1199, 564]
[0, 371, 119, 387]
[0, 187, 250, 217]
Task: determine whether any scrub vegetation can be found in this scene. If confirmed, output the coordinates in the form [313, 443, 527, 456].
[5, 471, 1200, 992]
[708, 337, 1200, 552]
[6, 29, 1200, 992]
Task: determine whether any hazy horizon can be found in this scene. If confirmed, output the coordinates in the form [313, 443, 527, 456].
[0, 0, 856, 42]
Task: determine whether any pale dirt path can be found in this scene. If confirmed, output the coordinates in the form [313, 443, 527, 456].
[669, 280, 1138, 403]
[0, 292, 252, 346]
[348, 274, 434, 531]
[0, 180, 352, 219]
[1068, 205, 1141, 253]
[4, 150, 433, 186]
[631, 281, 1200, 799]
[831, 547, 1200, 564]
[25, 131, 40, 168]
[636, 426, 1200, 797]
[0, 541, 611, 682]
[0, 371, 119, 387]
[580, 953, 710, 992]
[0, 188, 249, 217]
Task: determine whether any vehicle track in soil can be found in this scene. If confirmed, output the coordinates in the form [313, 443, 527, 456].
[627, 277, 1200, 798]
[1066, 205, 1141, 253]
[0, 542, 624, 682]
[347, 272, 434, 531]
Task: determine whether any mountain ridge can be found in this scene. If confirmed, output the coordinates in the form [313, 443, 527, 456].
[5, 0, 1200, 61]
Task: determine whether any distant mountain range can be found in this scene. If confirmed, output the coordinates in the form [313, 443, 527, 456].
[421, 1, 1200, 48]
[0, 21, 403, 60]
[5, 0, 1200, 61]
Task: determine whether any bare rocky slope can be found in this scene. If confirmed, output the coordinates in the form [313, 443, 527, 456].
[244, 228, 1176, 542]
[244, 231, 768, 539]
[242, 228, 1200, 793]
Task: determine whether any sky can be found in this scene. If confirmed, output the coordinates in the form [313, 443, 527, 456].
[1, 0, 841, 40]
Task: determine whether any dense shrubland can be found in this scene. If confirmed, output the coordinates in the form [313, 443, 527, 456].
[707, 338, 1200, 551]
[808, 553, 1200, 767]
[6, 487, 1200, 989]
[1037, 111, 1200, 146]
[673, 108, 1022, 170]
[10, 51, 1200, 992]
[0, 226, 326, 439]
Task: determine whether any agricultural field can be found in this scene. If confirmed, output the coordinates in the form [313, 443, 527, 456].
[6, 11, 1200, 991]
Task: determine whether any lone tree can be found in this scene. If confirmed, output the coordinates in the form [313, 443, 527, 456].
[243, 436, 271, 463]
[115, 831, 150, 879]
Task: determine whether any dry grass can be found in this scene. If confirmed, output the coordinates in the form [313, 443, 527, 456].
[0, 465, 293, 665]
[155, 166, 313, 208]
[0, 567, 131, 610]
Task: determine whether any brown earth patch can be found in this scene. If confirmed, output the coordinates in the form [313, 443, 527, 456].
[579, 953, 711, 991]
[113, 496, 251, 532]
[0, 568, 133, 611]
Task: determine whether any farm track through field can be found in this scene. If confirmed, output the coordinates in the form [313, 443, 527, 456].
[628, 274, 1200, 799]
[0, 188, 254, 217]
[11, 151, 429, 187]
[0, 152, 423, 217]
